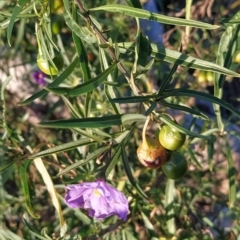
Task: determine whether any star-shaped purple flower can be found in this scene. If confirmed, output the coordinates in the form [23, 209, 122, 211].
[32, 70, 47, 85]
[65, 180, 129, 221]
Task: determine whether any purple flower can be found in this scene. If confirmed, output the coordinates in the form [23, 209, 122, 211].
[32, 70, 47, 85]
[65, 180, 129, 221]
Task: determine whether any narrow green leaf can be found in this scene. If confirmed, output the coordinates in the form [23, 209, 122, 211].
[63, 0, 96, 43]
[133, 17, 140, 74]
[161, 100, 209, 119]
[20, 56, 79, 105]
[144, 101, 157, 116]
[1, 76, 12, 136]
[121, 114, 146, 125]
[157, 62, 178, 97]
[105, 144, 122, 178]
[113, 130, 131, 144]
[137, 34, 149, 67]
[121, 144, 148, 200]
[58, 145, 111, 176]
[30, 139, 98, 159]
[135, 58, 155, 78]
[190, 128, 220, 144]
[117, 42, 240, 77]
[72, 4, 92, 117]
[71, 4, 91, 80]
[22, 217, 50, 240]
[0, 3, 34, 29]
[187, 148, 202, 169]
[140, 210, 154, 230]
[61, 96, 83, 119]
[20, 159, 40, 219]
[214, 11, 240, 132]
[105, 127, 135, 177]
[158, 114, 211, 140]
[125, 0, 142, 8]
[46, 63, 116, 96]
[7, 0, 28, 46]
[110, 95, 156, 103]
[39, 114, 146, 129]
[100, 42, 121, 114]
[207, 136, 215, 171]
[220, 18, 240, 25]
[0, 158, 18, 173]
[163, 89, 240, 118]
[39, 115, 122, 129]
[72, 128, 107, 142]
[90, 4, 219, 29]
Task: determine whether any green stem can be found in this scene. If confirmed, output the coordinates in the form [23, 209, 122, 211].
[35, 22, 43, 56]
[142, 117, 150, 147]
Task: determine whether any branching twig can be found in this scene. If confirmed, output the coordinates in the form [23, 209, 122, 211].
[74, 0, 142, 96]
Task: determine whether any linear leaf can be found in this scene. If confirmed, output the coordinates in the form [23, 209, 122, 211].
[121, 144, 148, 200]
[110, 95, 156, 103]
[99, 40, 121, 114]
[7, 0, 28, 46]
[39, 115, 122, 128]
[105, 144, 121, 178]
[121, 114, 146, 125]
[46, 63, 116, 96]
[20, 56, 79, 105]
[90, 4, 219, 29]
[20, 159, 40, 219]
[72, 4, 91, 81]
[214, 11, 240, 132]
[57, 145, 111, 176]
[23, 217, 50, 240]
[125, 0, 142, 8]
[117, 42, 240, 77]
[161, 100, 209, 119]
[157, 62, 178, 97]
[30, 139, 98, 159]
[105, 127, 135, 177]
[39, 114, 146, 129]
[163, 89, 240, 118]
[63, 0, 96, 43]
[187, 148, 202, 169]
[158, 114, 211, 139]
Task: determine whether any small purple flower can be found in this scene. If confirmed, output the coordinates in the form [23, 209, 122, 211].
[65, 180, 129, 221]
[32, 70, 47, 85]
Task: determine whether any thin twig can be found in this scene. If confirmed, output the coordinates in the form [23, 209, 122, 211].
[74, 0, 143, 96]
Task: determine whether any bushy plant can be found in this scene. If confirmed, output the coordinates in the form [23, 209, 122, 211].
[1, 0, 240, 239]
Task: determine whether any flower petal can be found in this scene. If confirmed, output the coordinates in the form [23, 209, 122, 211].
[88, 195, 114, 220]
[65, 180, 129, 221]
[65, 185, 93, 208]
[95, 181, 129, 221]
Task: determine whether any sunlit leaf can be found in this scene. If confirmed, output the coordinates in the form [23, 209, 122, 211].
[20, 159, 40, 219]
[90, 4, 219, 29]
[57, 145, 111, 176]
[121, 144, 148, 200]
[7, 0, 29, 46]
[117, 42, 240, 77]
[63, 0, 96, 43]
[162, 89, 240, 118]
[46, 63, 117, 96]
[20, 56, 79, 105]
[30, 138, 97, 159]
